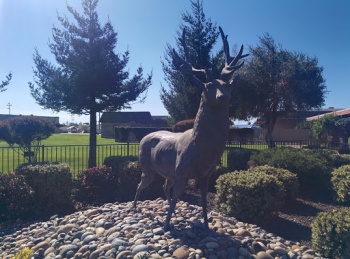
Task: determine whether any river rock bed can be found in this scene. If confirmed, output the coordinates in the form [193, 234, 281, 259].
[0, 198, 325, 259]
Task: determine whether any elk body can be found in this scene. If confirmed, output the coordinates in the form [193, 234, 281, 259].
[133, 27, 247, 230]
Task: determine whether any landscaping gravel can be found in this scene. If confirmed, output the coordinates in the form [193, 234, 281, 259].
[0, 198, 326, 259]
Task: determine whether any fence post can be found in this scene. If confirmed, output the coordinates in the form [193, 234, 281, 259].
[42, 145, 45, 162]
[127, 142, 130, 156]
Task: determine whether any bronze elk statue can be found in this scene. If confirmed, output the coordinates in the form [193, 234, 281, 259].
[133, 27, 248, 230]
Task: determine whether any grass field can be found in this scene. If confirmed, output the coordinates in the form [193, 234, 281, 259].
[0, 133, 116, 147]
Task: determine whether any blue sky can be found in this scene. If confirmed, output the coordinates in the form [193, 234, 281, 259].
[0, 0, 349, 124]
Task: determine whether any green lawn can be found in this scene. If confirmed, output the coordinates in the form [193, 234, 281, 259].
[0, 133, 117, 147]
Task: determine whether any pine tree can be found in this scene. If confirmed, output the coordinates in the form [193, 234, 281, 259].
[29, 0, 151, 167]
[160, 0, 221, 122]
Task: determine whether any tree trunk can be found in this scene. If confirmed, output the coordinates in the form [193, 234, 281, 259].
[265, 108, 278, 148]
[88, 110, 97, 168]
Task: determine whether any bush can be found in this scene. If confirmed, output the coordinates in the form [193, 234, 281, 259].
[331, 165, 350, 204]
[0, 116, 56, 162]
[328, 153, 350, 168]
[76, 166, 118, 204]
[15, 162, 73, 216]
[215, 170, 285, 223]
[104, 156, 165, 202]
[249, 165, 299, 203]
[311, 209, 350, 259]
[0, 172, 34, 221]
[207, 165, 227, 192]
[227, 148, 257, 172]
[251, 147, 332, 192]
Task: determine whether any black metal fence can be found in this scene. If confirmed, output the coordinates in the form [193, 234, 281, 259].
[1, 140, 348, 178]
[0, 143, 139, 178]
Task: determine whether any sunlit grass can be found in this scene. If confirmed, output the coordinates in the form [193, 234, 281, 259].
[0, 133, 117, 147]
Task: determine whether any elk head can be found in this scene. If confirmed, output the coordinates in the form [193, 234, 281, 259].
[172, 27, 248, 109]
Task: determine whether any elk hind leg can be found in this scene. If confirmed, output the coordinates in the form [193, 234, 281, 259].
[133, 170, 155, 208]
[164, 178, 185, 230]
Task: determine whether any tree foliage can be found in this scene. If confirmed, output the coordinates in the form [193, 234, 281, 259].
[29, 0, 152, 167]
[334, 118, 350, 145]
[232, 34, 327, 147]
[160, 0, 221, 122]
[310, 115, 350, 145]
[0, 73, 12, 93]
[311, 114, 337, 141]
[0, 116, 56, 162]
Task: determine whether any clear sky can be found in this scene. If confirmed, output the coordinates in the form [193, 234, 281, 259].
[0, 0, 349, 124]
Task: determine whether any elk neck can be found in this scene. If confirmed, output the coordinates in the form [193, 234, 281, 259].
[192, 97, 230, 149]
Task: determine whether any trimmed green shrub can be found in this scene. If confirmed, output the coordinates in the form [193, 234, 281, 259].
[215, 170, 285, 223]
[328, 153, 350, 168]
[208, 165, 228, 192]
[251, 147, 332, 192]
[331, 165, 350, 204]
[250, 165, 299, 203]
[227, 148, 257, 172]
[0, 172, 34, 221]
[15, 162, 73, 215]
[311, 209, 350, 259]
[76, 166, 118, 204]
[103, 156, 165, 202]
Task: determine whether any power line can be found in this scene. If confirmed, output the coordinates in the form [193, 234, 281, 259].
[7, 102, 12, 115]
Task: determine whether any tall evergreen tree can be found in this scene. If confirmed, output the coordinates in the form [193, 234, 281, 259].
[29, 0, 152, 167]
[160, 0, 221, 122]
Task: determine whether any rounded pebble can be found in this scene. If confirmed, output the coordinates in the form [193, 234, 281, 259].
[0, 199, 326, 259]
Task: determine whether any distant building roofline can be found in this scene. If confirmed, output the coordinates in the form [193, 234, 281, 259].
[306, 108, 350, 121]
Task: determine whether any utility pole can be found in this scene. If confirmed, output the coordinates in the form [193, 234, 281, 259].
[7, 102, 12, 115]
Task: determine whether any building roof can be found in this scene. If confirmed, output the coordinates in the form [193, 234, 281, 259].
[253, 108, 342, 126]
[99, 111, 153, 124]
[306, 108, 350, 121]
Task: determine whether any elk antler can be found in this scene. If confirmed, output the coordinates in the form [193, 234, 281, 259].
[219, 26, 249, 80]
[172, 27, 248, 85]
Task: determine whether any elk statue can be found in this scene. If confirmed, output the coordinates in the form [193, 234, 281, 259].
[133, 27, 248, 230]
